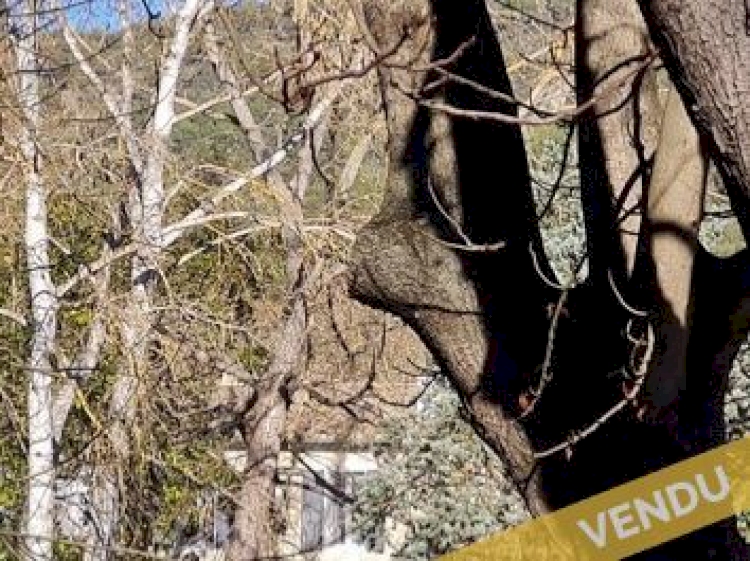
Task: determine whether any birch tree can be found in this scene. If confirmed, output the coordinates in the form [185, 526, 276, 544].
[52, 1, 340, 555]
[57, 0, 214, 556]
[7, 3, 58, 559]
[0, 1, 454, 558]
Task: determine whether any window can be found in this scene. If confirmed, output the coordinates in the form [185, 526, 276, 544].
[301, 471, 346, 550]
[285, 452, 381, 554]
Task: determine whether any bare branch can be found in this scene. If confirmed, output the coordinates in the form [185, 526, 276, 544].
[518, 289, 569, 420]
[60, 18, 144, 173]
[533, 321, 655, 459]
[0, 308, 28, 327]
[529, 242, 568, 290]
[410, 178, 506, 253]
[162, 90, 340, 247]
[607, 269, 648, 317]
[401, 54, 655, 127]
[57, 244, 138, 298]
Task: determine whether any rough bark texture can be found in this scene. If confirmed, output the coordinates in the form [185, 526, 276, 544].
[220, 66, 343, 556]
[347, 0, 750, 558]
[351, 0, 748, 559]
[350, 0, 555, 515]
[224, 161, 308, 561]
[225, 296, 305, 561]
[637, 0, 750, 236]
[571, 2, 750, 557]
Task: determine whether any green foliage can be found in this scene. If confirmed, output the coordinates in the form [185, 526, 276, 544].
[52, 541, 81, 561]
[352, 379, 528, 559]
[172, 112, 254, 170]
[238, 344, 269, 373]
[526, 124, 586, 284]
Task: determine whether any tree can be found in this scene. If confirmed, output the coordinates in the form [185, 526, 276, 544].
[57, 1, 217, 556]
[2, 0, 749, 559]
[0, 2, 346, 558]
[345, 0, 750, 558]
[7, 3, 59, 559]
[0, 2, 397, 557]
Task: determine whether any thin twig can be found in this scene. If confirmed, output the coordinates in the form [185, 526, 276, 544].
[57, 244, 138, 298]
[426, 176, 470, 245]
[0, 308, 27, 327]
[411, 37, 477, 72]
[416, 178, 506, 252]
[402, 54, 655, 127]
[533, 321, 654, 459]
[295, 29, 410, 92]
[425, 65, 548, 115]
[608, 269, 648, 317]
[518, 289, 568, 419]
[413, 227, 506, 252]
[529, 242, 568, 290]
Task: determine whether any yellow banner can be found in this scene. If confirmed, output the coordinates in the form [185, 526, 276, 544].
[440, 437, 750, 560]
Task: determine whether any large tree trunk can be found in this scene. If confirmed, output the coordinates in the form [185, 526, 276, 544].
[576, 0, 662, 282]
[634, 85, 707, 419]
[348, 0, 750, 559]
[636, 0, 750, 238]
[553, 1, 750, 558]
[349, 0, 555, 515]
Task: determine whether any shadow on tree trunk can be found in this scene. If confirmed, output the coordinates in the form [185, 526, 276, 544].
[349, 0, 750, 559]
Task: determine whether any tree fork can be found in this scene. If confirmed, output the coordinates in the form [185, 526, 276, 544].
[349, 0, 558, 515]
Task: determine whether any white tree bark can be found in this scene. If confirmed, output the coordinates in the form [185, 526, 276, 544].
[161, 96, 335, 247]
[111, 0, 214, 462]
[60, 1, 212, 558]
[336, 134, 371, 207]
[104, 2, 213, 558]
[59, 6, 342, 557]
[9, 3, 58, 560]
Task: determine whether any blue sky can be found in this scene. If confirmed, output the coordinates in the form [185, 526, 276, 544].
[66, 0, 165, 32]
[66, 0, 256, 32]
